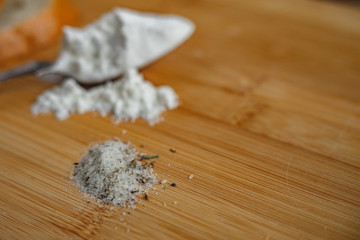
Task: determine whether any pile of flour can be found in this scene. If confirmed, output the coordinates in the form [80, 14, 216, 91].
[31, 8, 194, 124]
[31, 69, 178, 125]
[72, 140, 158, 207]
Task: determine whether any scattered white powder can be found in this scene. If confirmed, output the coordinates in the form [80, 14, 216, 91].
[32, 69, 178, 125]
[188, 174, 194, 179]
[122, 212, 126, 216]
[73, 140, 158, 207]
[173, 201, 177, 205]
[161, 180, 167, 184]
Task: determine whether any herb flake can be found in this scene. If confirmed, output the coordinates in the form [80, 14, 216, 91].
[142, 155, 159, 160]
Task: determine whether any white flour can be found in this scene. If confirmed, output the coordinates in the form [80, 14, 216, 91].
[31, 8, 194, 124]
[32, 69, 178, 125]
[42, 8, 195, 84]
[72, 140, 158, 207]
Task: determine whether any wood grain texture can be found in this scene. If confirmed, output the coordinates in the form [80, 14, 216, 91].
[0, 0, 360, 239]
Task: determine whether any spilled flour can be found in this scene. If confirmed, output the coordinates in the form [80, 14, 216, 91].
[31, 8, 195, 124]
[72, 139, 158, 207]
[31, 69, 178, 125]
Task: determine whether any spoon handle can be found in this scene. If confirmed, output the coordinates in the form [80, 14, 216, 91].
[0, 61, 52, 83]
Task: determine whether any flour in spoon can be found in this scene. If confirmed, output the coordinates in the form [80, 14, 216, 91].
[42, 8, 195, 84]
[31, 69, 178, 125]
[72, 140, 158, 207]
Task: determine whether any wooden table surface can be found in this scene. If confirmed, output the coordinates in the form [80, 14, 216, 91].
[1, 0, 360, 239]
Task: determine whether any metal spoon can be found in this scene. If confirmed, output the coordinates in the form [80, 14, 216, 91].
[0, 61, 56, 83]
[0, 61, 119, 87]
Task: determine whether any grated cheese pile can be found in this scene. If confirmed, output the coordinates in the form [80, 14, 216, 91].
[72, 140, 158, 207]
[31, 69, 178, 125]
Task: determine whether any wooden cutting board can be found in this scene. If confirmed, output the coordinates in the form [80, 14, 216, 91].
[0, 0, 359, 239]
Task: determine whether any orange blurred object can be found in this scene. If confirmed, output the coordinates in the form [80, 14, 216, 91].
[0, 0, 78, 62]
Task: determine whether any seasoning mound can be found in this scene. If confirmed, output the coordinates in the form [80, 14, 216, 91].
[73, 140, 158, 207]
